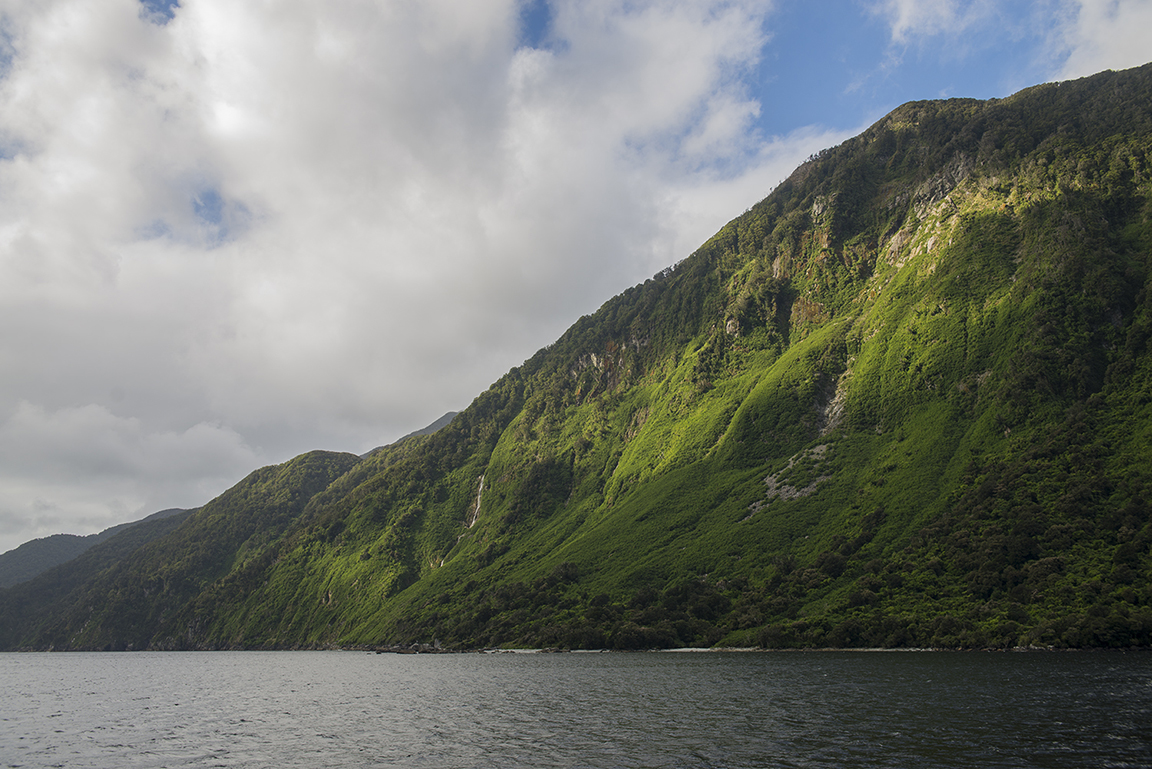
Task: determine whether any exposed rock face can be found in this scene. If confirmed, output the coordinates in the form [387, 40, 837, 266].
[913, 152, 974, 217]
[746, 445, 833, 519]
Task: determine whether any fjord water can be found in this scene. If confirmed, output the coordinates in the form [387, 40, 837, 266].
[2, 651, 1149, 768]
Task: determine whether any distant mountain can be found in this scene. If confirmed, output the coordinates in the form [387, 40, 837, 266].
[361, 411, 459, 458]
[0, 453, 355, 650]
[399, 411, 459, 441]
[0, 508, 187, 588]
[3, 63, 1152, 650]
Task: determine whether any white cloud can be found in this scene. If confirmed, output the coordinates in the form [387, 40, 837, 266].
[870, 0, 994, 45]
[869, 0, 1152, 79]
[0, 401, 258, 545]
[1, 0, 833, 552]
[1055, 0, 1152, 79]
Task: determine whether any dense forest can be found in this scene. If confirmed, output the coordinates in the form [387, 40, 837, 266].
[3, 63, 1151, 651]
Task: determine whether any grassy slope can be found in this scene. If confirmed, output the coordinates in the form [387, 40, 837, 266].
[2, 64, 1151, 650]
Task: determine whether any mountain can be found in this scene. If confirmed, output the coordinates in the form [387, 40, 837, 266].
[2, 63, 1151, 650]
[0, 508, 187, 588]
[0, 452, 358, 650]
[361, 411, 460, 457]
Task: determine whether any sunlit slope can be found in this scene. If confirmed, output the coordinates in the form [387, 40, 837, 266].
[2, 63, 1150, 650]
[245, 63, 1152, 650]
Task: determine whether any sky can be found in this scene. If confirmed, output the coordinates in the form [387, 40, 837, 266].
[1, 0, 1150, 554]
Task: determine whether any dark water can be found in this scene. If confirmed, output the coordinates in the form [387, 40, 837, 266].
[2, 650, 1150, 768]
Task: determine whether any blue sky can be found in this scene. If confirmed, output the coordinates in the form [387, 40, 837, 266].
[752, 2, 1042, 133]
[0, 0, 1149, 552]
[519, 0, 1145, 142]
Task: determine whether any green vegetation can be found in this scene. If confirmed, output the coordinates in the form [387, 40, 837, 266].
[3, 64, 1152, 650]
[0, 508, 188, 589]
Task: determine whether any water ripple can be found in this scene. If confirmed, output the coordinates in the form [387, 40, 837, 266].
[2, 651, 1150, 768]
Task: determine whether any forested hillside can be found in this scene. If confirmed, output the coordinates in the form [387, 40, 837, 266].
[0, 508, 187, 589]
[3, 63, 1151, 651]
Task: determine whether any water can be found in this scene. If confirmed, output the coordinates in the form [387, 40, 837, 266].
[2, 650, 1150, 768]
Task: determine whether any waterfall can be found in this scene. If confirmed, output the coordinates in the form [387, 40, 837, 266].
[467, 474, 484, 528]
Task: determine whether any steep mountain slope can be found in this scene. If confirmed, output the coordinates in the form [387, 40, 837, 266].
[0, 508, 196, 648]
[0, 508, 188, 588]
[0, 535, 103, 589]
[0, 451, 357, 650]
[3, 63, 1151, 650]
[361, 411, 459, 458]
